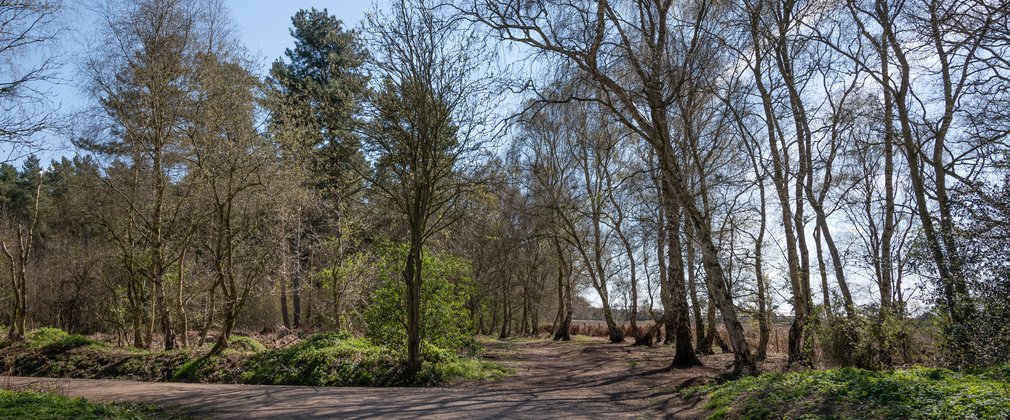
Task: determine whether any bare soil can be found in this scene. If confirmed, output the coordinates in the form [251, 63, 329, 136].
[4, 337, 784, 419]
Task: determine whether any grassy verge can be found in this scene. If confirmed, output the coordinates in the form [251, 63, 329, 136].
[683, 365, 1010, 419]
[2, 329, 506, 387]
[0, 389, 175, 419]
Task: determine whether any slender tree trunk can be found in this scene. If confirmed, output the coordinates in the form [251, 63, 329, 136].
[552, 237, 571, 340]
[177, 249, 188, 347]
[130, 278, 145, 348]
[814, 227, 833, 319]
[199, 283, 216, 345]
[877, 46, 896, 368]
[292, 212, 303, 329]
[685, 222, 705, 352]
[279, 217, 291, 329]
[499, 273, 511, 339]
[755, 180, 770, 360]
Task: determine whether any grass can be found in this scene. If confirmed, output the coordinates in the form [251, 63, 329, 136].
[4, 328, 506, 388]
[683, 365, 1010, 419]
[0, 389, 175, 419]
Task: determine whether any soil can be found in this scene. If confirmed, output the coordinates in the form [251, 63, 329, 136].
[4, 337, 783, 419]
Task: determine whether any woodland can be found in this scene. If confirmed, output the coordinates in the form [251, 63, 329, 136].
[1, 0, 1010, 418]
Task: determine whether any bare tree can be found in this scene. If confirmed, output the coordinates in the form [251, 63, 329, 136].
[0, 0, 62, 158]
[186, 46, 274, 354]
[2, 170, 42, 341]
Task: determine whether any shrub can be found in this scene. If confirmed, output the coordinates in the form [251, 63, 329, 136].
[24, 327, 104, 351]
[240, 332, 406, 386]
[228, 336, 265, 353]
[364, 244, 477, 355]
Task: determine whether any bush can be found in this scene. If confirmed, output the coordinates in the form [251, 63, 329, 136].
[24, 327, 104, 351]
[240, 332, 406, 386]
[364, 244, 477, 355]
[228, 336, 265, 353]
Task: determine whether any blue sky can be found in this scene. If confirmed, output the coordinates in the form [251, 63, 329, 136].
[6, 1, 380, 163]
[227, 0, 376, 66]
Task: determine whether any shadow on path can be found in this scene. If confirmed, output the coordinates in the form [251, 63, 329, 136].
[6, 338, 751, 419]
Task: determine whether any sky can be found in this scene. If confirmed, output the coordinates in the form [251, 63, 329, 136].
[226, 0, 376, 67]
[5, 0, 381, 164]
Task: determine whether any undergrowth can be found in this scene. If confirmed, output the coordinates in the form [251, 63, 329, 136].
[683, 365, 1010, 419]
[3, 328, 505, 387]
[0, 389, 175, 419]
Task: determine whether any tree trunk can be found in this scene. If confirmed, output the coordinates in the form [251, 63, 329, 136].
[405, 236, 423, 375]
[552, 238, 570, 340]
[292, 213, 303, 329]
[499, 274, 511, 339]
[814, 227, 833, 320]
[199, 284, 216, 345]
[280, 217, 291, 330]
[686, 222, 705, 352]
[665, 191, 702, 368]
[699, 300, 715, 355]
[177, 249, 188, 347]
[755, 182, 770, 361]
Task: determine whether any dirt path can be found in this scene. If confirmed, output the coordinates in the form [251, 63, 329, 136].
[6, 337, 734, 419]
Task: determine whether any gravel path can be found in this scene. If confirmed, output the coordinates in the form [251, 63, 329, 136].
[5, 337, 733, 419]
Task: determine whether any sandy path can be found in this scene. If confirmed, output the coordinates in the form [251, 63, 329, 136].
[5, 337, 730, 419]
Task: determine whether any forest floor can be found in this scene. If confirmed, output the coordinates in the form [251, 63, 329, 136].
[4, 336, 772, 419]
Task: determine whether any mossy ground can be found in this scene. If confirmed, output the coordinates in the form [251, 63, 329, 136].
[2, 329, 506, 387]
[0, 389, 178, 419]
[683, 365, 1010, 419]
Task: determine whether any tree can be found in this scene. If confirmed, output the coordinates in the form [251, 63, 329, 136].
[187, 49, 274, 354]
[2, 167, 42, 341]
[266, 8, 370, 329]
[362, 0, 494, 375]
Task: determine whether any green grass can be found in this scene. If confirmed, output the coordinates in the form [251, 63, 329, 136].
[0, 389, 174, 419]
[683, 365, 1010, 419]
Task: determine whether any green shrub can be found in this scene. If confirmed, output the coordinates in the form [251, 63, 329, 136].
[239, 333, 405, 386]
[24, 328, 104, 352]
[364, 243, 477, 355]
[228, 336, 265, 353]
[26, 328, 71, 345]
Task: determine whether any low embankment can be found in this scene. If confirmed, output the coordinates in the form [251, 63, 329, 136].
[1, 328, 505, 387]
